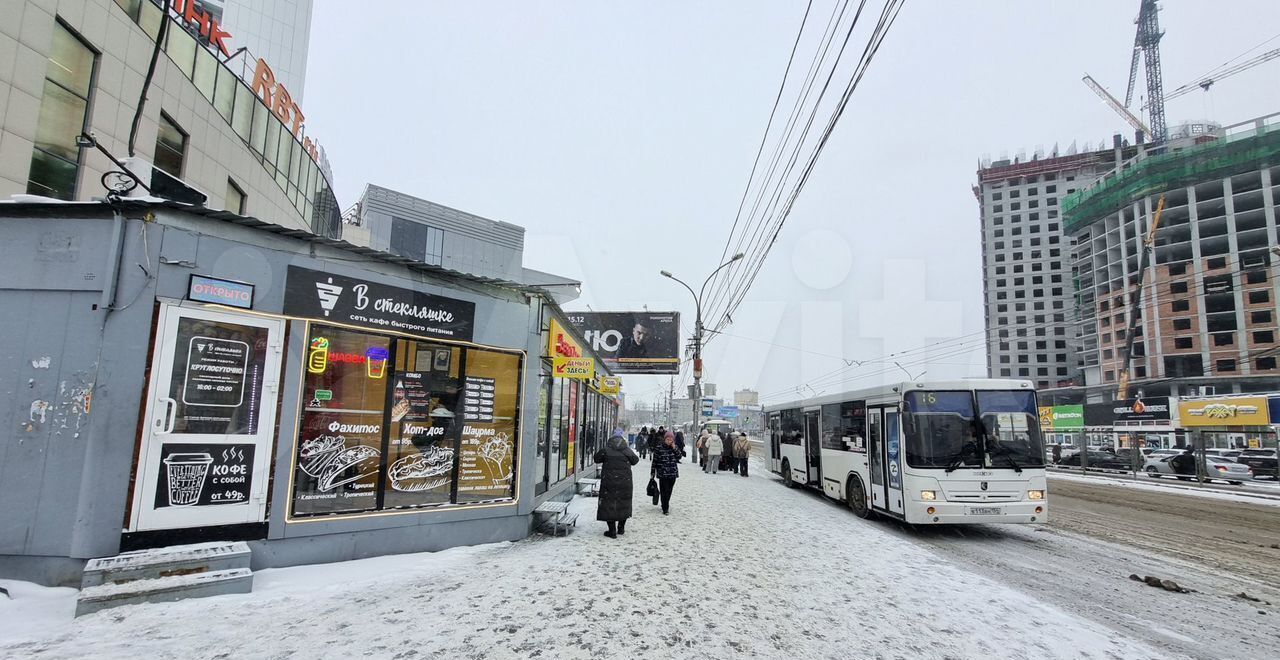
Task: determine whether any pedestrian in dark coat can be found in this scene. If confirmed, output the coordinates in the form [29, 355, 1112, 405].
[647, 427, 662, 457]
[636, 427, 649, 459]
[594, 428, 640, 538]
[650, 431, 684, 514]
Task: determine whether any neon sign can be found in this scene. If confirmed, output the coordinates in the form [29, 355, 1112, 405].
[307, 337, 329, 374]
[366, 347, 389, 379]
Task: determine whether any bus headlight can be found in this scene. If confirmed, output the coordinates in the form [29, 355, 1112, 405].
[920, 490, 936, 501]
[1027, 490, 1044, 500]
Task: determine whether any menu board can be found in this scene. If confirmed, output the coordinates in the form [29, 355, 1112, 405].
[293, 412, 383, 515]
[392, 372, 433, 423]
[168, 317, 268, 435]
[462, 376, 495, 423]
[154, 443, 256, 508]
[456, 422, 515, 500]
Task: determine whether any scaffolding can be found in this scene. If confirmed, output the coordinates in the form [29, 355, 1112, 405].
[1063, 115, 1280, 233]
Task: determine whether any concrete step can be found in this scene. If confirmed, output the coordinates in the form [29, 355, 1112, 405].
[75, 568, 253, 617]
[81, 541, 251, 587]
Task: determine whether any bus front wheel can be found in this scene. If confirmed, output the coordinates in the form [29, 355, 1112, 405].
[847, 475, 871, 519]
[782, 459, 795, 488]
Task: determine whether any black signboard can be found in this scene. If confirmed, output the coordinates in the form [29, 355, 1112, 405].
[154, 443, 255, 508]
[462, 376, 496, 423]
[392, 372, 433, 423]
[564, 311, 680, 374]
[187, 274, 255, 309]
[182, 337, 249, 407]
[1084, 397, 1171, 426]
[283, 266, 475, 341]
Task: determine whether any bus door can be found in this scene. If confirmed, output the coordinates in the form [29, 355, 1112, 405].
[867, 408, 884, 510]
[804, 409, 821, 485]
[768, 414, 781, 473]
[883, 408, 904, 515]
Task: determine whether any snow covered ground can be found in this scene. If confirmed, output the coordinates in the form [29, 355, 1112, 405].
[1048, 470, 1280, 506]
[1, 457, 1159, 659]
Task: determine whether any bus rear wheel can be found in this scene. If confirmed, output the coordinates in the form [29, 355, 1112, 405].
[847, 475, 870, 519]
[781, 459, 795, 488]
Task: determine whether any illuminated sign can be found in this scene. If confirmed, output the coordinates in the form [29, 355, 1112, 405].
[187, 274, 254, 309]
[599, 377, 621, 395]
[366, 347, 389, 379]
[307, 337, 329, 374]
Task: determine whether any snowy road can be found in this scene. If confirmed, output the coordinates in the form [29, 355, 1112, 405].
[881, 473, 1280, 660]
[0, 456, 1158, 660]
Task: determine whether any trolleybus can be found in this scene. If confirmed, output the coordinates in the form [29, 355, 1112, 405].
[764, 379, 1047, 524]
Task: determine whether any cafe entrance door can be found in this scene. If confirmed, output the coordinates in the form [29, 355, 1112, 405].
[128, 303, 284, 532]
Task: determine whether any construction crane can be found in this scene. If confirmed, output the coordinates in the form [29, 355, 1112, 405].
[1123, 0, 1168, 144]
[1116, 194, 1166, 402]
[1083, 74, 1150, 140]
[1162, 47, 1280, 103]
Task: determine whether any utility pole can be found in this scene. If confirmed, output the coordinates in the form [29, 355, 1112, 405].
[666, 377, 674, 428]
[661, 252, 743, 462]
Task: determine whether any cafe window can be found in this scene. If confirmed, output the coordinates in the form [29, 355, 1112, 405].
[290, 323, 522, 518]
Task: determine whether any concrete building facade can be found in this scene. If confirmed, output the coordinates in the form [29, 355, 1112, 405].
[204, 0, 313, 102]
[976, 147, 1128, 389]
[0, 0, 338, 236]
[1065, 113, 1280, 398]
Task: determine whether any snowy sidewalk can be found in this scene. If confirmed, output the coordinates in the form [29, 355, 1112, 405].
[1, 457, 1156, 659]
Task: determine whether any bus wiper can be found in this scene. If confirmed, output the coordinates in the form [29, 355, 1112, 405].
[945, 442, 979, 473]
[993, 451, 1023, 473]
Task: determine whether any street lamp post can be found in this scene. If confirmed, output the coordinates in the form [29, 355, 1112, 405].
[662, 253, 744, 462]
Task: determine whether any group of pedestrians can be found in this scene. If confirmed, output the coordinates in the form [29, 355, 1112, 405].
[594, 424, 752, 539]
[696, 428, 750, 477]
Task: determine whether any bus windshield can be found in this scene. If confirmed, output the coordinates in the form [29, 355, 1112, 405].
[903, 390, 1044, 469]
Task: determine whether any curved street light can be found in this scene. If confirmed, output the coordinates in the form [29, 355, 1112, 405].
[661, 252, 743, 449]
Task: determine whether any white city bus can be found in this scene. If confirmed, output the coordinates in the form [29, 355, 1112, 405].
[764, 379, 1047, 524]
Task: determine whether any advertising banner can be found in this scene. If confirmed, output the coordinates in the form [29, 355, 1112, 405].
[553, 357, 594, 379]
[564, 311, 680, 375]
[549, 318, 594, 379]
[1038, 405, 1084, 431]
[1113, 397, 1171, 423]
[599, 377, 621, 395]
[154, 443, 256, 508]
[717, 406, 739, 419]
[284, 265, 475, 341]
[1178, 396, 1269, 427]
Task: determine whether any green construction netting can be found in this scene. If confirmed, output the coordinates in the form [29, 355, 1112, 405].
[1063, 128, 1280, 234]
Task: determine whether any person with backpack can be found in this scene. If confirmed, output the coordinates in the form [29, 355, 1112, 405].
[733, 431, 751, 477]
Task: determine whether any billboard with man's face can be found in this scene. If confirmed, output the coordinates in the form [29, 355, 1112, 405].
[563, 312, 680, 374]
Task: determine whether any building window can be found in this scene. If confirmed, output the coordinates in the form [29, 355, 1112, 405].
[27, 22, 98, 200]
[226, 179, 246, 214]
[1168, 263, 1187, 276]
[155, 112, 188, 177]
[426, 227, 445, 266]
[1171, 299, 1190, 312]
[1173, 319, 1192, 330]
[1170, 281, 1188, 294]
[1207, 257, 1227, 269]
[1257, 357, 1277, 370]
[1249, 290, 1270, 304]
[1246, 270, 1268, 284]
[1174, 337, 1193, 349]
[1254, 331, 1274, 344]
[1216, 359, 1237, 372]
[1252, 310, 1272, 324]
[290, 323, 523, 517]
[1213, 333, 1233, 346]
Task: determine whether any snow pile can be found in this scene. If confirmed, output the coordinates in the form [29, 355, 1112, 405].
[1049, 471, 1280, 507]
[1, 458, 1155, 659]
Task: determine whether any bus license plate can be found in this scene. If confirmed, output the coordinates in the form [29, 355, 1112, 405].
[968, 506, 1002, 516]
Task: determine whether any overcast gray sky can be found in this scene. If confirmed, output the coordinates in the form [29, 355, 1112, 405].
[306, 1, 1280, 411]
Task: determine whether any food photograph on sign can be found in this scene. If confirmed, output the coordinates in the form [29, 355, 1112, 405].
[565, 311, 680, 374]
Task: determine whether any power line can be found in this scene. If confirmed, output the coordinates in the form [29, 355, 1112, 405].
[706, 0, 906, 334]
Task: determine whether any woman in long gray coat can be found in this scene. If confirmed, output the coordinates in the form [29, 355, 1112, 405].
[594, 428, 640, 538]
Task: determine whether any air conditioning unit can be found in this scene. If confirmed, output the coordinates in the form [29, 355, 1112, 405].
[120, 157, 208, 206]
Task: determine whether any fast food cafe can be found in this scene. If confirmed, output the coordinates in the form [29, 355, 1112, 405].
[0, 200, 617, 586]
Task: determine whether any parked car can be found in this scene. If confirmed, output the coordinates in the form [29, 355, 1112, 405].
[1147, 448, 1182, 459]
[1058, 451, 1132, 471]
[1205, 449, 1244, 460]
[1143, 454, 1253, 484]
[1236, 449, 1278, 478]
